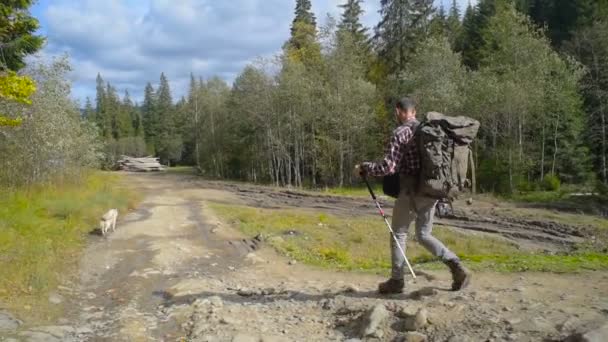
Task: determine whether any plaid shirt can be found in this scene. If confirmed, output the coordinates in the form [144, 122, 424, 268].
[363, 120, 419, 177]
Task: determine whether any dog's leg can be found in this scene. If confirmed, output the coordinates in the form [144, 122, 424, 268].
[112, 215, 117, 232]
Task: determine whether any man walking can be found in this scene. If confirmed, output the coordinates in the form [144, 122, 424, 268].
[359, 97, 471, 294]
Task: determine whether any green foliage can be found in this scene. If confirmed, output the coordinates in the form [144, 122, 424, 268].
[0, 0, 45, 71]
[0, 57, 102, 187]
[374, 0, 435, 74]
[208, 203, 608, 273]
[396, 35, 467, 114]
[0, 71, 36, 126]
[542, 174, 561, 191]
[0, 172, 139, 321]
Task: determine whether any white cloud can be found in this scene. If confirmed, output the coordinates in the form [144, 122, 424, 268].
[40, 0, 478, 103]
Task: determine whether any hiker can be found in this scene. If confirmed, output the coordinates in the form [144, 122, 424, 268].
[357, 97, 471, 294]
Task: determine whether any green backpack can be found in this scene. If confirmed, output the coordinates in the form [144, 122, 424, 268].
[417, 112, 480, 200]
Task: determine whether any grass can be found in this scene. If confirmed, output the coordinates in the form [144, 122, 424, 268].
[167, 166, 197, 175]
[0, 172, 139, 323]
[207, 203, 608, 275]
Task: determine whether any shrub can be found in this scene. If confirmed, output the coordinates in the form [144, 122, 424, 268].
[542, 175, 561, 191]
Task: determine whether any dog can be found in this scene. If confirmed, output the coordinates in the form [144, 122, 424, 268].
[99, 209, 118, 236]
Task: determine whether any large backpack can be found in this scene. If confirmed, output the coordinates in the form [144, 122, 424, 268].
[417, 112, 480, 200]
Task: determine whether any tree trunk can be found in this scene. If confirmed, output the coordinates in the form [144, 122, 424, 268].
[508, 147, 513, 194]
[540, 121, 545, 181]
[602, 109, 607, 184]
[551, 116, 559, 176]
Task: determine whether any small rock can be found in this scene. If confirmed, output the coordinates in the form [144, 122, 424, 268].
[569, 322, 608, 342]
[344, 339, 362, 342]
[209, 296, 224, 307]
[558, 317, 580, 332]
[228, 266, 236, 271]
[360, 304, 389, 338]
[48, 293, 63, 305]
[342, 284, 359, 293]
[505, 317, 521, 326]
[232, 334, 260, 342]
[261, 336, 290, 342]
[411, 287, 438, 299]
[404, 331, 428, 342]
[261, 288, 276, 296]
[288, 260, 297, 266]
[238, 288, 256, 297]
[211, 228, 219, 234]
[19, 331, 61, 342]
[0, 311, 22, 332]
[221, 317, 241, 325]
[404, 308, 429, 332]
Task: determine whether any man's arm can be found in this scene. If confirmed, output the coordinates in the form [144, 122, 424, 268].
[361, 126, 413, 177]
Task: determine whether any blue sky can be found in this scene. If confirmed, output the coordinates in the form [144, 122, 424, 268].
[30, 0, 477, 105]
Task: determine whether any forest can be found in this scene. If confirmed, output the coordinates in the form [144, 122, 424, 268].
[3, 0, 608, 195]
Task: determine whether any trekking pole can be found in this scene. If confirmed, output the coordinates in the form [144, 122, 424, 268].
[361, 174, 417, 279]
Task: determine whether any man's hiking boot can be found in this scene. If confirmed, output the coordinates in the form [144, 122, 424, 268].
[445, 259, 471, 291]
[378, 278, 405, 294]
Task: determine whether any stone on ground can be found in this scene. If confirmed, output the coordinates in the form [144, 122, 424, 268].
[0, 311, 22, 332]
[232, 333, 260, 342]
[404, 331, 428, 342]
[360, 304, 389, 338]
[566, 322, 608, 342]
[404, 308, 429, 332]
[48, 292, 64, 305]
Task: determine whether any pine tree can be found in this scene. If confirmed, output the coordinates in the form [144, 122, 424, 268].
[374, 0, 435, 74]
[156, 72, 173, 129]
[83, 97, 94, 120]
[338, 0, 369, 47]
[446, 0, 463, 48]
[286, 0, 321, 66]
[142, 82, 157, 147]
[291, 0, 316, 35]
[459, 0, 495, 69]
[429, 4, 448, 38]
[94, 74, 110, 138]
[155, 73, 182, 164]
[0, 0, 45, 71]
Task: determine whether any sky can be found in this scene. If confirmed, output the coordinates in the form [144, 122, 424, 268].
[30, 0, 477, 105]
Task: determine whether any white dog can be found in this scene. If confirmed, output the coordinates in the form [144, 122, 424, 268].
[99, 209, 118, 236]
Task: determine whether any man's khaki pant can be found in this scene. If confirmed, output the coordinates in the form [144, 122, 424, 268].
[390, 175, 458, 280]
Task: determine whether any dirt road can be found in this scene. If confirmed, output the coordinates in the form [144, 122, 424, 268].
[4, 173, 608, 342]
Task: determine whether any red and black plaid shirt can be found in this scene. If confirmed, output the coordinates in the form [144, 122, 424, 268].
[363, 120, 419, 177]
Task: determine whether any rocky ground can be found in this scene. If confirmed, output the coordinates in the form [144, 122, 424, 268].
[0, 172, 607, 342]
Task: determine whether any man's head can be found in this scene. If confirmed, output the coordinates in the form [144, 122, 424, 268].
[395, 97, 417, 124]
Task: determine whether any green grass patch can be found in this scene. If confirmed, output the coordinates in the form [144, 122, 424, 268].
[319, 182, 382, 197]
[209, 204, 595, 275]
[0, 172, 139, 323]
[167, 166, 197, 175]
[210, 203, 608, 274]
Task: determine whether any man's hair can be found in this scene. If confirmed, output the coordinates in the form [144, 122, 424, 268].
[396, 97, 416, 111]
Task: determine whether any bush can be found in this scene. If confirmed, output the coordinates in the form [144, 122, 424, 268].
[542, 175, 561, 191]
